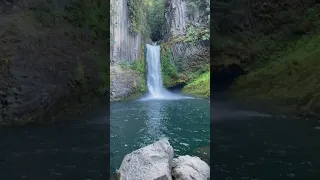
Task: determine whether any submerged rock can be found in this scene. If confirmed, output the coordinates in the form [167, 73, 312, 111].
[118, 138, 174, 180]
[172, 155, 210, 180]
[193, 146, 210, 164]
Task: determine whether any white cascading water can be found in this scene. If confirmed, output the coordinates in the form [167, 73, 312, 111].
[146, 44, 164, 98]
[141, 43, 191, 100]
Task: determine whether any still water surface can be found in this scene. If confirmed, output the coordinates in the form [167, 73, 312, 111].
[0, 106, 109, 179]
[212, 101, 320, 179]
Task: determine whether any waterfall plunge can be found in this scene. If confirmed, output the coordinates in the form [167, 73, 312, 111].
[140, 44, 191, 101]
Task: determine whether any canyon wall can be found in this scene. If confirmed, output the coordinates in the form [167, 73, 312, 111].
[161, 0, 210, 97]
[164, 0, 209, 73]
[110, 0, 145, 101]
[110, 0, 142, 65]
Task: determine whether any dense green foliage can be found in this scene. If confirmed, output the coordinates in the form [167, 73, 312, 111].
[119, 46, 147, 93]
[131, 60, 147, 93]
[146, 0, 165, 40]
[231, 33, 320, 116]
[183, 71, 210, 98]
[128, 0, 166, 39]
[128, 0, 150, 35]
[172, 24, 209, 43]
[160, 45, 179, 87]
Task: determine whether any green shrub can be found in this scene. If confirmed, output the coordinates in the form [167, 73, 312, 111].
[183, 71, 210, 98]
[160, 45, 178, 87]
[128, 0, 150, 36]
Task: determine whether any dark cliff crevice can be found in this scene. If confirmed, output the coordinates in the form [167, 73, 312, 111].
[211, 64, 244, 92]
[150, 31, 163, 42]
[167, 82, 187, 91]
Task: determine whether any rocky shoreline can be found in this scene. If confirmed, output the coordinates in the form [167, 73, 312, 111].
[117, 138, 210, 180]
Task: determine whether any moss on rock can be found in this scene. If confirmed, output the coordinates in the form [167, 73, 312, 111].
[230, 33, 320, 116]
[183, 71, 210, 98]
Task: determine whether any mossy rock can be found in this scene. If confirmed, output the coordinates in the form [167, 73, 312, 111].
[183, 71, 210, 98]
[230, 33, 320, 116]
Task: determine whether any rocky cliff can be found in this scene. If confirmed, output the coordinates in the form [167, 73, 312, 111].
[110, 0, 146, 101]
[110, 0, 142, 64]
[162, 0, 210, 97]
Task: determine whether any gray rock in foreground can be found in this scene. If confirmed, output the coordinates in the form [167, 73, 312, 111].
[118, 138, 174, 180]
[172, 155, 210, 180]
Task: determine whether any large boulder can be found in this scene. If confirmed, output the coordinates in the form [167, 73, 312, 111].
[110, 65, 143, 101]
[172, 155, 210, 180]
[118, 138, 174, 180]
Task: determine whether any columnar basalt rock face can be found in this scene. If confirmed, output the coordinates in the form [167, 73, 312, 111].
[164, 0, 209, 72]
[170, 41, 209, 73]
[110, 0, 145, 100]
[110, 0, 142, 65]
[164, 0, 188, 38]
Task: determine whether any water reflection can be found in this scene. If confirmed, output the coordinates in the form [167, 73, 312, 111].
[143, 101, 168, 143]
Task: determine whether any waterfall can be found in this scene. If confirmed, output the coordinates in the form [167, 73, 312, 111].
[146, 44, 165, 98]
[141, 44, 192, 100]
